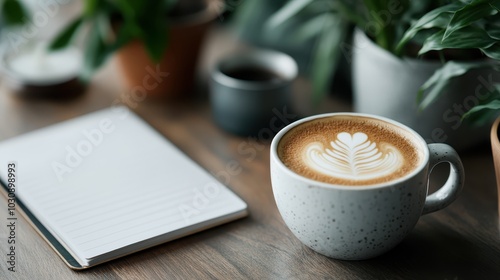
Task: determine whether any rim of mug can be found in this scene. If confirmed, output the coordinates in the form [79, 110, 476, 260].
[271, 112, 430, 190]
[211, 49, 298, 91]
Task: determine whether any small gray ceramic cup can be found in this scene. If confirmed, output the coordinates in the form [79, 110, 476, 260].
[271, 113, 465, 260]
[210, 49, 298, 136]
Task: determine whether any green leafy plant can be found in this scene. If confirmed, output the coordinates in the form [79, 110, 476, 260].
[267, 1, 349, 104]
[0, 0, 27, 26]
[398, 0, 500, 122]
[1, 0, 178, 62]
[267, 0, 441, 103]
[49, 0, 183, 80]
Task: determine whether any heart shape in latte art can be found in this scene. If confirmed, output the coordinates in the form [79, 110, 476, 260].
[303, 132, 404, 181]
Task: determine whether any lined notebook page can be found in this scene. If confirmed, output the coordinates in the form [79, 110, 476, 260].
[0, 107, 247, 266]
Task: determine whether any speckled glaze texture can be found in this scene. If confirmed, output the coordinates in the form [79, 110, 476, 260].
[271, 113, 465, 260]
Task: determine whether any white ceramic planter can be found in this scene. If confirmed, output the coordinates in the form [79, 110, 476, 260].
[352, 29, 498, 150]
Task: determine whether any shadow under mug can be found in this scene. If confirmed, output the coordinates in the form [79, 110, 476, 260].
[270, 113, 465, 260]
[210, 49, 298, 136]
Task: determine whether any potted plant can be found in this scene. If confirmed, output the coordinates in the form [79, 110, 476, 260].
[269, 0, 500, 150]
[401, 0, 500, 216]
[49, 0, 222, 100]
[397, 0, 500, 121]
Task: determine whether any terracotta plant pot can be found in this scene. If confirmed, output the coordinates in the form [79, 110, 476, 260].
[490, 117, 500, 218]
[115, 0, 221, 100]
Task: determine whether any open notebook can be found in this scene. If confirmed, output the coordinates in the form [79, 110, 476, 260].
[0, 106, 247, 269]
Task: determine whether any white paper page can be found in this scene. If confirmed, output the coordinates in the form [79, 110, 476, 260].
[0, 106, 247, 265]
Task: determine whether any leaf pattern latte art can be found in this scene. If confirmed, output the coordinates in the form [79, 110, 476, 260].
[303, 132, 403, 181]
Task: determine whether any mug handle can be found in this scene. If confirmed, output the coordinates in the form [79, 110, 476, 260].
[421, 143, 465, 215]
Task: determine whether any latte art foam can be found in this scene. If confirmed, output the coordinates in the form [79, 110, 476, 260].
[304, 132, 404, 181]
[278, 116, 422, 185]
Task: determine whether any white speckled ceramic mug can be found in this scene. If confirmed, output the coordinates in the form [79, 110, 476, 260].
[270, 113, 464, 260]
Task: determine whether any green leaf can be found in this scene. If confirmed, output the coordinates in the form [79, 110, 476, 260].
[462, 105, 498, 125]
[112, 0, 139, 21]
[481, 43, 500, 60]
[141, 19, 168, 62]
[420, 13, 453, 29]
[293, 13, 331, 43]
[491, 2, 500, 12]
[108, 23, 134, 53]
[333, 1, 366, 28]
[266, 0, 313, 28]
[396, 2, 462, 53]
[49, 17, 83, 50]
[361, 0, 391, 49]
[135, 0, 171, 62]
[419, 27, 496, 55]
[443, 0, 499, 40]
[84, 0, 99, 17]
[96, 12, 112, 43]
[485, 24, 500, 40]
[81, 22, 107, 81]
[418, 61, 489, 110]
[463, 99, 500, 118]
[1, 0, 27, 25]
[310, 15, 347, 105]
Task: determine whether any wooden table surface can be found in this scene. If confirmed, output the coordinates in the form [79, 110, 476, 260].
[0, 27, 499, 280]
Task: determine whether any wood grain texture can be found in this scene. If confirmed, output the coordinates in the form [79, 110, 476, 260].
[0, 27, 499, 280]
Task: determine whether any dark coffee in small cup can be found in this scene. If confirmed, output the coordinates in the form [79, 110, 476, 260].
[223, 66, 284, 83]
[210, 50, 298, 136]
